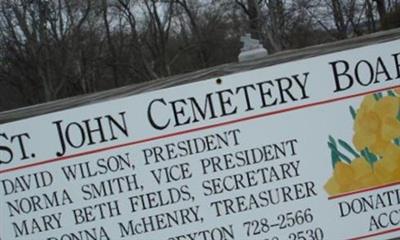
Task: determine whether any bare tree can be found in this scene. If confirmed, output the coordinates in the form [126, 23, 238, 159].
[0, 0, 399, 111]
[142, 0, 174, 77]
[235, 0, 263, 40]
[374, 0, 387, 21]
[0, 0, 92, 101]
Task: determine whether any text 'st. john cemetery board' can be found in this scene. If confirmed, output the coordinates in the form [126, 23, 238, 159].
[1, 37, 400, 240]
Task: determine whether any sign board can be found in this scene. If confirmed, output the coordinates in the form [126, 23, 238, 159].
[0, 37, 400, 240]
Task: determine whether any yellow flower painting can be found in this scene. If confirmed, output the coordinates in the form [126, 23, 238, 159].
[324, 90, 400, 196]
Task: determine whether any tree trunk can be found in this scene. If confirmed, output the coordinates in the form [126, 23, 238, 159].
[246, 0, 262, 41]
[366, 0, 377, 32]
[102, 0, 120, 87]
[331, 0, 347, 39]
[374, 0, 387, 23]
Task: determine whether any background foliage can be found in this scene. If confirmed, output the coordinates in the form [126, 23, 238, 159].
[0, 0, 399, 111]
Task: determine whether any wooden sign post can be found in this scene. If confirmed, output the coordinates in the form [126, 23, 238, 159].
[0, 28, 400, 240]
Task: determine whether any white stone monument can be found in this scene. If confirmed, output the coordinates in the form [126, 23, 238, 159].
[238, 33, 268, 62]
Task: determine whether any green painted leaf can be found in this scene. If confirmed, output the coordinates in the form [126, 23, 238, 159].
[338, 139, 360, 158]
[331, 149, 340, 168]
[388, 90, 396, 97]
[329, 135, 337, 147]
[328, 142, 336, 151]
[361, 148, 378, 166]
[360, 149, 370, 164]
[349, 106, 356, 119]
[328, 141, 351, 164]
[336, 150, 352, 164]
[367, 149, 378, 163]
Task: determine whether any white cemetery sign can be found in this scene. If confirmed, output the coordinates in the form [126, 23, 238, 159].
[0, 35, 400, 240]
